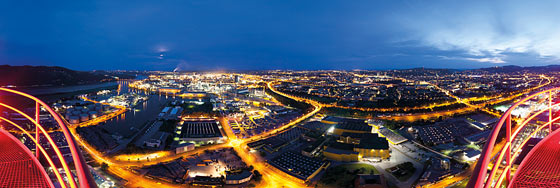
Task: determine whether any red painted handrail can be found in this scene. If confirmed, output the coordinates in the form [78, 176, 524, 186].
[468, 87, 558, 188]
[0, 88, 97, 188]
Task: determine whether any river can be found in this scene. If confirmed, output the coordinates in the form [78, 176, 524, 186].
[98, 82, 174, 139]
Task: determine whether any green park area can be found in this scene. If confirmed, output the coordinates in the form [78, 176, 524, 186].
[386, 162, 416, 181]
[319, 163, 379, 188]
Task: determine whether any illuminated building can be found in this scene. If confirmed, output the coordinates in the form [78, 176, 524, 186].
[179, 92, 207, 98]
[324, 133, 390, 162]
[320, 116, 346, 124]
[321, 117, 390, 161]
[158, 106, 183, 120]
[158, 87, 181, 94]
[440, 158, 450, 170]
[352, 133, 390, 159]
[323, 142, 360, 162]
[332, 120, 372, 136]
[224, 170, 253, 185]
[144, 132, 168, 149]
[175, 142, 195, 154]
[191, 176, 223, 187]
[269, 151, 330, 182]
[175, 119, 225, 146]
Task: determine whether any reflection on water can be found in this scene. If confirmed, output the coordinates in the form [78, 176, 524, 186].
[100, 82, 174, 138]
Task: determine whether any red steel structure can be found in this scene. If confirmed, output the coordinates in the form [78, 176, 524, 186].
[468, 87, 560, 188]
[510, 127, 560, 187]
[0, 88, 97, 188]
[0, 128, 54, 188]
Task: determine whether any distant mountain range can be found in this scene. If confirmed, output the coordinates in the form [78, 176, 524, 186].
[477, 65, 560, 73]
[2, 64, 559, 87]
[387, 65, 560, 75]
[398, 65, 560, 73]
[0, 65, 125, 87]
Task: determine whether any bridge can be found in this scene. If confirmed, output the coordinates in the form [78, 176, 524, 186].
[469, 87, 560, 188]
[0, 88, 97, 188]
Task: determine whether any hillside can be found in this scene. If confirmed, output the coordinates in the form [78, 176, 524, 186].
[0, 65, 115, 87]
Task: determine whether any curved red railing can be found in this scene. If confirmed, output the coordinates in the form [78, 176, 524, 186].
[468, 87, 559, 188]
[0, 128, 55, 188]
[0, 88, 97, 188]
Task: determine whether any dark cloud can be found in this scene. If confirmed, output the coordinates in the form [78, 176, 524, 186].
[0, 0, 558, 70]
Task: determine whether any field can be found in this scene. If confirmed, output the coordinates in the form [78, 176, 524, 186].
[319, 163, 379, 188]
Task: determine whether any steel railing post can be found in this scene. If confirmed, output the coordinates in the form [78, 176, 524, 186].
[506, 113, 512, 185]
[35, 101, 40, 159]
[549, 91, 553, 134]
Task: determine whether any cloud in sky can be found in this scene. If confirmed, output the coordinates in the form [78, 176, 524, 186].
[396, 0, 560, 63]
[465, 57, 505, 64]
[437, 55, 505, 64]
[1, 0, 560, 70]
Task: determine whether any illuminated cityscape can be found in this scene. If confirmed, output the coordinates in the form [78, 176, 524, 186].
[2, 1, 560, 188]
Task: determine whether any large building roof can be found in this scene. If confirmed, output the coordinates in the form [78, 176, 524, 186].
[335, 121, 372, 132]
[324, 146, 359, 155]
[357, 134, 389, 150]
[340, 132, 369, 138]
[330, 142, 357, 151]
[225, 170, 253, 181]
[180, 120, 223, 138]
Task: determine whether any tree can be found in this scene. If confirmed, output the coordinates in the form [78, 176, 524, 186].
[253, 170, 262, 182]
[100, 162, 109, 171]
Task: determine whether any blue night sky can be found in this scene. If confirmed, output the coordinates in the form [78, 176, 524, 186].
[1, 0, 560, 71]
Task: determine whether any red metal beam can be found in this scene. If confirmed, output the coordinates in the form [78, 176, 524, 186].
[0, 88, 97, 188]
[0, 128, 55, 188]
[0, 102, 77, 188]
[469, 88, 560, 187]
[0, 117, 64, 188]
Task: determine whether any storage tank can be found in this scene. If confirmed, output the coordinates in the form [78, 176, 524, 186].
[88, 111, 98, 119]
[68, 116, 80, 124]
[80, 114, 89, 122]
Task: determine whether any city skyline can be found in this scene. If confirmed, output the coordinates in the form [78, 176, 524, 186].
[3, 1, 560, 187]
[2, 63, 560, 187]
[2, 0, 560, 71]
